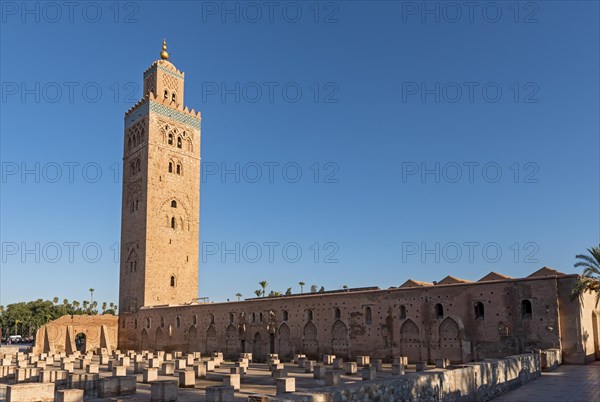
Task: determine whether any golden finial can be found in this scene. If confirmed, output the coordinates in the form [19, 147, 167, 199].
[160, 38, 169, 60]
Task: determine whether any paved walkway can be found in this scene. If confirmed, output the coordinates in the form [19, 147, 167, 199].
[493, 361, 600, 402]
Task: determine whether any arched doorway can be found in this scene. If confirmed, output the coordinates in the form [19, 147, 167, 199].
[206, 325, 218, 354]
[331, 321, 349, 358]
[155, 327, 164, 351]
[225, 324, 239, 359]
[253, 332, 263, 362]
[278, 323, 292, 360]
[400, 319, 420, 362]
[303, 322, 318, 359]
[187, 326, 198, 353]
[140, 329, 149, 350]
[75, 333, 86, 353]
[438, 317, 462, 363]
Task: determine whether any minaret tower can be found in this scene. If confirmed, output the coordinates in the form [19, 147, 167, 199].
[119, 40, 201, 313]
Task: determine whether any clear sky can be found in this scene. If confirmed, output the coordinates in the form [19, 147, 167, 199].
[1, 1, 598, 308]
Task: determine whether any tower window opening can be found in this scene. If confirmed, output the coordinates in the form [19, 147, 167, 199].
[177, 137, 182, 148]
[176, 164, 181, 175]
[400, 305, 407, 319]
[209, 314, 215, 324]
[283, 311, 288, 321]
[164, 89, 169, 99]
[435, 303, 444, 319]
[365, 306, 372, 325]
[521, 300, 532, 319]
[171, 217, 176, 229]
[168, 134, 173, 145]
[168, 162, 173, 173]
[334, 308, 341, 320]
[160, 317, 165, 327]
[475, 302, 485, 320]
[172, 93, 177, 102]
[170, 275, 176, 287]
[171, 200, 177, 208]
[192, 315, 197, 325]
[306, 309, 313, 321]
[146, 318, 151, 328]
[130, 162, 135, 176]
[176, 316, 181, 328]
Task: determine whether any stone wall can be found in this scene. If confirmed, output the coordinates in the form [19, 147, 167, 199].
[118, 275, 590, 363]
[270, 352, 541, 402]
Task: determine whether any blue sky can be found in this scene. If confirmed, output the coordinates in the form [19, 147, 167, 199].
[1, 1, 598, 307]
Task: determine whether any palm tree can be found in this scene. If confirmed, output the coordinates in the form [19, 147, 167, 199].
[299, 282, 305, 294]
[52, 297, 59, 305]
[102, 302, 107, 312]
[342, 285, 349, 290]
[571, 245, 600, 306]
[89, 288, 95, 304]
[258, 281, 268, 297]
[254, 290, 262, 298]
[235, 293, 242, 301]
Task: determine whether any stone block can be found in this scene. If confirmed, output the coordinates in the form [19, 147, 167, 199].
[357, 356, 371, 367]
[392, 364, 405, 375]
[164, 353, 172, 361]
[435, 358, 449, 369]
[56, 389, 84, 402]
[175, 359, 187, 370]
[372, 359, 383, 371]
[149, 358, 160, 368]
[305, 360, 316, 373]
[195, 364, 207, 378]
[325, 371, 340, 386]
[86, 364, 99, 374]
[223, 373, 240, 390]
[7, 383, 55, 402]
[230, 366, 243, 375]
[393, 356, 408, 365]
[272, 368, 288, 378]
[112, 366, 127, 376]
[276, 377, 295, 395]
[333, 358, 344, 369]
[100, 355, 110, 365]
[179, 369, 195, 388]
[151, 380, 178, 402]
[297, 357, 306, 368]
[98, 376, 136, 398]
[144, 367, 158, 383]
[323, 355, 335, 365]
[160, 362, 175, 375]
[344, 362, 357, 375]
[119, 357, 130, 367]
[362, 366, 377, 380]
[205, 360, 215, 372]
[314, 364, 326, 379]
[134, 361, 146, 374]
[206, 385, 235, 402]
[416, 361, 427, 372]
[234, 362, 247, 374]
[61, 362, 74, 373]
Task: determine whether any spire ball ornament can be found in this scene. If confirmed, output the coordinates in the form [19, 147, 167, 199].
[160, 38, 169, 60]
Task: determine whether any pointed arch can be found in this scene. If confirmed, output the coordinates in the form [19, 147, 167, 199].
[225, 324, 239, 359]
[438, 317, 462, 363]
[155, 327, 164, 351]
[206, 325, 218, 354]
[252, 332, 263, 362]
[277, 323, 292, 360]
[187, 325, 198, 353]
[331, 320, 349, 358]
[302, 321, 318, 359]
[399, 319, 420, 363]
[140, 329, 149, 350]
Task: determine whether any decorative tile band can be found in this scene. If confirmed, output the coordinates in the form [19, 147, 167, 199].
[144, 65, 184, 80]
[125, 101, 200, 129]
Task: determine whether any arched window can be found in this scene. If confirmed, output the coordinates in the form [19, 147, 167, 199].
[176, 316, 181, 328]
[399, 305, 407, 319]
[209, 314, 215, 324]
[176, 164, 181, 175]
[128, 137, 132, 148]
[134, 319, 137, 329]
[521, 300, 532, 319]
[474, 302, 485, 319]
[136, 159, 140, 172]
[171, 217, 176, 229]
[259, 312, 263, 322]
[192, 315, 197, 325]
[170, 275, 176, 287]
[172, 93, 177, 102]
[131, 202, 135, 213]
[168, 134, 173, 145]
[171, 200, 177, 208]
[252, 313, 256, 323]
[168, 162, 173, 173]
[164, 89, 169, 99]
[130, 162, 135, 176]
[135, 200, 139, 211]
[283, 311, 288, 321]
[229, 313, 234, 323]
[177, 137, 182, 148]
[435, 303, 444, 319]
[160, 317, 165, 327]
[306, 309, 313, 321]
[146, 317, 151, 328]
[365, 306, 372, 325]
[334, 308, 341, 320]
